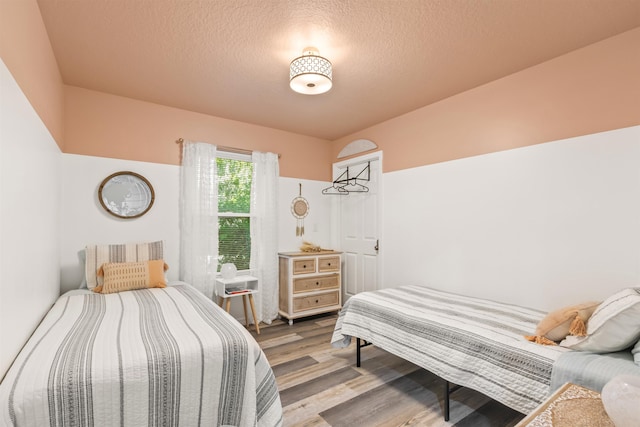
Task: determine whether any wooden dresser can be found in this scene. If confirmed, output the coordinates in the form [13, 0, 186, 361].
[278, 251, 342, 325]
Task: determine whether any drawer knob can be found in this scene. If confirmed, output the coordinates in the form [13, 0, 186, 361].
[328, 263, 331, 266]
[316, 282, 320, 285]
[315, 299, 319, 303]
[303, 264, 306, 268]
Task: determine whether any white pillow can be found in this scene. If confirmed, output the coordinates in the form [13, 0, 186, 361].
[84, 240, 164, 290]
[560, 288, 640, 352]
[78, 249, 87, 289]
[633, 340, 640, 366]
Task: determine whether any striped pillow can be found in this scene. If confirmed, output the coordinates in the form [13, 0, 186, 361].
[85, 241, 164, 290]
[94, 259, 168, 294]
[560, 288, 640, 352]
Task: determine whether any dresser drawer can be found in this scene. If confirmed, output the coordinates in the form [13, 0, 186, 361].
[293, 258, 316, 274]
[318, 256, 340, 272]
[293, 291, 340, 312]
[293, 274, 339, 293]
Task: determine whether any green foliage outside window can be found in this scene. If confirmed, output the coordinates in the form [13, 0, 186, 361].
[217, 157, 253, 271]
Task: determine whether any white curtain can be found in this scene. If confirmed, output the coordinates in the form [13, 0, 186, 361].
[250, 152, 279, 324]
[179, 141, 218, 298]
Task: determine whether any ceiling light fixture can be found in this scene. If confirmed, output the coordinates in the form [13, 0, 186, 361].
[289, 47, 332, 95]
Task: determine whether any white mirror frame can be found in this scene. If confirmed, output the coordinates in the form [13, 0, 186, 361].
[98, 171, 155, 219]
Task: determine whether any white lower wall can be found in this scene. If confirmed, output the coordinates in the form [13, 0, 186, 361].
[383, 126, 640, 311]
[0, 60, 61, 378]
[59, 156, 334, 322]
[59, 157, 334, 296]
[59, 154, 182, 292]
[60, 127, 640, 315]
[278, 177, 335, 252]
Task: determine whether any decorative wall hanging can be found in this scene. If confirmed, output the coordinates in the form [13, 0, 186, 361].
[98, 171, 155, 219]
[291, 183, 309, 236]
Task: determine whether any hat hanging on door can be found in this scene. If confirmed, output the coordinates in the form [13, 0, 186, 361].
[291, 183, 309, 236]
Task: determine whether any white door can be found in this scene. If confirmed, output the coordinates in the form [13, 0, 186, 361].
[334, 153, 382, 301]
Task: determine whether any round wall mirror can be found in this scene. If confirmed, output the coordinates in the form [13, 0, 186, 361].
[98, 171, 155, 219]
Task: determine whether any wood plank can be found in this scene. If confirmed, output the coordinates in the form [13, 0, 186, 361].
[315, 316, 340, 328]
[263, 329, 337, 366]
[258, 333, 303, 350]
[277, 357, 353, 390]
[272, 355, 318, 378]
[286, 415, 332, 427]
[282, 383, 360, 424]
[279, 366, 361, 406]
[453, 399, 522, 427]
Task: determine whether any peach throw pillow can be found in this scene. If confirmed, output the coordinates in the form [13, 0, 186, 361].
[526, 301, 600, 344]
[93, 259, 168, 294]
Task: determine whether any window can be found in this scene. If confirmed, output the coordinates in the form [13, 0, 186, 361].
[217, 154, 254, 271]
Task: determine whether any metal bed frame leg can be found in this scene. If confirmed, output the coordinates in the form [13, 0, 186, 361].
[443, 380, 462, 421]
[356, 338, 371, 368]
[444, 380, 450, 422]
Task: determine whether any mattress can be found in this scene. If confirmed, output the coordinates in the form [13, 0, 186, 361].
[331, 285, 570, 414]
[550, 349, 640, 393]
[0, 283, 282, 427]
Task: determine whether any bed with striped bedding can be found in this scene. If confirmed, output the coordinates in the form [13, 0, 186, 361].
[331, 285, 570, 415]
[0, 283, 282, 427]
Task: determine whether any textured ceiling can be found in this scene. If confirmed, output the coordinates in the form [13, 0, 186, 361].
[37, 0, 640, 141]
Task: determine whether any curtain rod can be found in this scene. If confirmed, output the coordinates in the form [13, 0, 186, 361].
[175, 138, 280, 158]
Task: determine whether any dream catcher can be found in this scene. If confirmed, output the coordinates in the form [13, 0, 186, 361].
[291, 183, 310, 236]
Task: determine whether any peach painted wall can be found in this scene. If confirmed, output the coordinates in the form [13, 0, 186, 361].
[0, 0, 64, 148]
[64, 86, 333, 181]
[333, 28, 640, 173]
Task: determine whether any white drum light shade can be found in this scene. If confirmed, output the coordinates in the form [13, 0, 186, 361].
[289, 47, 332, 95]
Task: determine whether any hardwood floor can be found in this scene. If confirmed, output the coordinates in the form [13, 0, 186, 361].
[250, 313, 525, 427]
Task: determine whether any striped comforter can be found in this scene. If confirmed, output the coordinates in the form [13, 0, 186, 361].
[331, 285, 570, 414]
[1, 283, 282, 427]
